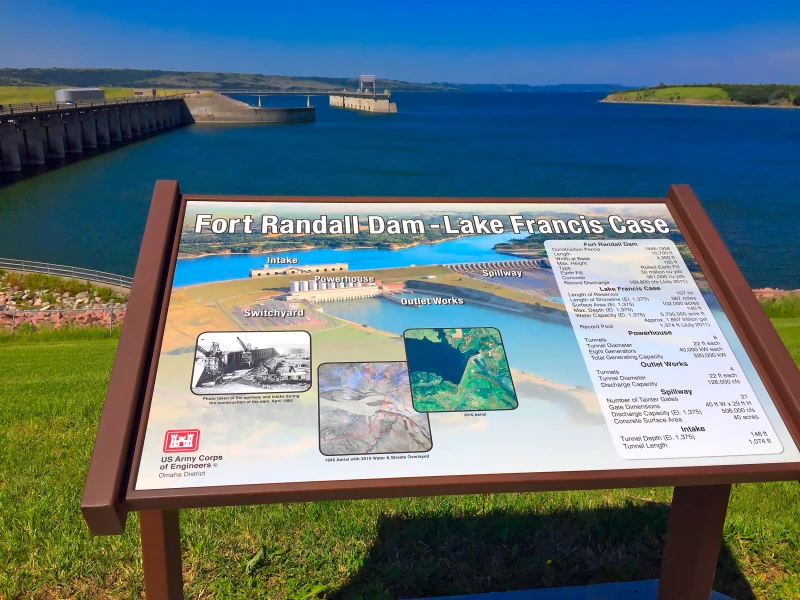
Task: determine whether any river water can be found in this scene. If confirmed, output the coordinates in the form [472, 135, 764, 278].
[1, 93, 798, 288]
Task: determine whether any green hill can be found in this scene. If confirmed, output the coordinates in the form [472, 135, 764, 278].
[605, 83, 800, 107]
[0, 67, 629, 94]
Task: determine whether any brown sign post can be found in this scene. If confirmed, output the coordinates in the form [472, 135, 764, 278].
[81, 181, 800, 600]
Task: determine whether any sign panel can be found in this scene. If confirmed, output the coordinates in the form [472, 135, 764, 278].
[546, 239, 780, 459]
[133, 202, 799, 491]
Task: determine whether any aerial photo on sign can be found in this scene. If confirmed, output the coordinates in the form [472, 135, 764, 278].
[132, 201, 800, 490]
[318, 361, 433, 456]
[404, 327, 517, 412]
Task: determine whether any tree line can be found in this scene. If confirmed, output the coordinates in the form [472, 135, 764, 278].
[649, 83, 800, 106]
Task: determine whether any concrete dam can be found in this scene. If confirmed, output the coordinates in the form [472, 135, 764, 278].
[0, 96, 189, 173]
[0, 93, 315, 176]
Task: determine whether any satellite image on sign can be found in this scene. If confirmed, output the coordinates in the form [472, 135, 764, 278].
[404, 327, 518, 412]
[318, 361, 433, 455]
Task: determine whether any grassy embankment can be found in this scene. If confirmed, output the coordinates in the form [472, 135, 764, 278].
[1, 296, 799, 599]
[0, 86, 195, 105]
[605, 84, 800, 107]
[761, 294, 800, 364]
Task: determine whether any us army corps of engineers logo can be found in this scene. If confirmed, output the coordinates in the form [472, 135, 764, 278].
[163, 429, 200, 452]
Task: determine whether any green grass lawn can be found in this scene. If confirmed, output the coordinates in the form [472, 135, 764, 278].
[771, 319, 800, 365]
[606, 84, 799, 107]
[0, 86, 192, 105]
[1, 318, 799, 599]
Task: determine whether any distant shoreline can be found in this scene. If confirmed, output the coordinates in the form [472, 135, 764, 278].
[177, 234, 466, 259]
[600, 98, 800, 110]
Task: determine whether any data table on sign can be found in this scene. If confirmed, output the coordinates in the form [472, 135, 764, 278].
[545, 239, 782, 460]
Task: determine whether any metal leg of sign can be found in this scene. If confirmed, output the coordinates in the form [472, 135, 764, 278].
[140, 510, 184, 600]
[656, 484, 731, 600]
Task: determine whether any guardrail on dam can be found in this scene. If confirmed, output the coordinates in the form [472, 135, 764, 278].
[0, 95, 190, 173]
[0, 257, 133, 288]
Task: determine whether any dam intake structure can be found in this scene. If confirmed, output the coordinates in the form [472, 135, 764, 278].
[328, 91, 397, 113]
[329, 75, 397, 114]
[221, 75, 399, 115]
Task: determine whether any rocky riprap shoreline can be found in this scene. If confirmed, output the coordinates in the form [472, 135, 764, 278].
[0, 307, 127, 330]
[752, 288, 800, 300]
[0, 288, 126, 312]
[0, 271, 128, 330]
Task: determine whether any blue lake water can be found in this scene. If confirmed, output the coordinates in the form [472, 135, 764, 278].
[404, 334, 475, 386]
[1, 92, 798, 288]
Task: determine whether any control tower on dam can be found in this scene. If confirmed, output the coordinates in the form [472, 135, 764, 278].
[329, 75, 397, 113]
[329, 92, 397, 113]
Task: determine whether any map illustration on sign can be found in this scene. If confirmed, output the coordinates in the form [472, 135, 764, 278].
[404, 327, 518, 412]
[190, 330, 311, 394]
[318, 361, 433, 456]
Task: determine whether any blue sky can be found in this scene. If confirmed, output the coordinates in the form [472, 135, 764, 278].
[3, 1, 800, 85]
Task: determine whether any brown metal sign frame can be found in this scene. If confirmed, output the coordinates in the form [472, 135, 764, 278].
[81, 181, 800, 600]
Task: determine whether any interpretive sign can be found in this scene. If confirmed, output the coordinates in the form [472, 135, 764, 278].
[81, 182, 800, 600]
[130, 199, 798, 491]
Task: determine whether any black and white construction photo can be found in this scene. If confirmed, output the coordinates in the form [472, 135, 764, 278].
[191, 331, 311, 394]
